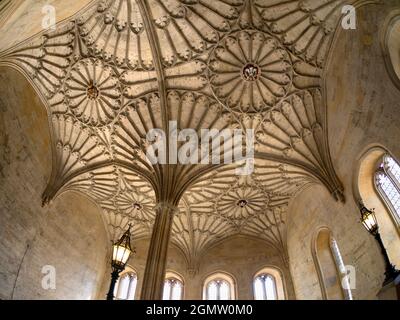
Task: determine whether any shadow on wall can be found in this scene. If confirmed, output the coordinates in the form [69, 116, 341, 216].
[0, 66, 109, 300]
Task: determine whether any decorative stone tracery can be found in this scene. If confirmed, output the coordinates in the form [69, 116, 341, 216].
[209, 30, 293, 113]
[65, 58, 122, 126]
[0, 0, 377, 299]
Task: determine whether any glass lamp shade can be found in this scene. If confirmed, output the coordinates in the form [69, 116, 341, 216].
[112, 244, 131, 269]
[360, 205, 378, 235]
[111, 226, 133, 271]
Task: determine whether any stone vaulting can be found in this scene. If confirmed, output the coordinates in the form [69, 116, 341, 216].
[0, 0, 384, 299]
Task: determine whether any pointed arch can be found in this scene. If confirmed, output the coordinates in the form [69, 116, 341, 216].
[202, 271, 236, 300]
[312, 227, 352, 300]
[354, 145, 400, 268]
[253, 266, 286, 300]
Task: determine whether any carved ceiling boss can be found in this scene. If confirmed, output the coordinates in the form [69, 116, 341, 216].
[0, 0, 375, 298]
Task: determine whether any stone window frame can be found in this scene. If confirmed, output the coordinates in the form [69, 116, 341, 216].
[329, 237, 353, 300]
[374, 154, 400, 228]
[163, 271, 184, 300]
[114, 265, 137, 300]
[312, 227, 352, 300]
[202, 271, 236, 300]
[381, 11, 400, 91]
[252, 266, 286, 300]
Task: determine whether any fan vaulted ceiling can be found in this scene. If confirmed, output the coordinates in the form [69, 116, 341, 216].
[0, 0, 363, 266]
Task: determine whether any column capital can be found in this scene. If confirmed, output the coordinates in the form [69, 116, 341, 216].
[154, 201, 179, 215]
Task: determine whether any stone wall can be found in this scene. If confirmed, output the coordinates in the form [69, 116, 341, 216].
[287, 185, 384, 299]
[0, 67, 109, 300]
[191, 236, 295, 300]
[1, 0, 400, 301]
[112, 235, 295, 300]
[287, 0, 400, 300]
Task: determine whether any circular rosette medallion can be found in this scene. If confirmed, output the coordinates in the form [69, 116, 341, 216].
[65, 58, 122, 126]
[209, 30, 293, 113]
[115, 190, 155, 222]
[216, 185, 269, 222]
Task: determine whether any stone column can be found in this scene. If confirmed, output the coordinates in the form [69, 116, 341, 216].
[140, 202, 177, 299]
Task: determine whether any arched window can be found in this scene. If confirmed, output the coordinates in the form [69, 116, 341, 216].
[330, 238, 353, 300]
[253, 267, 286, 300]
[114, 267, 137, 300]
[313, 228, 352, 300]
[382, 14, 400, 89]
[203, 273, 235, 300]
[375, 154, 400, 226]
[254, 274, 277, 300]
[357, 147, 400, 272]
[163, 272, 184, 300]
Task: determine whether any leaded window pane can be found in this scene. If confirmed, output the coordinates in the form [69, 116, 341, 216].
[376, 170, 400, 218]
